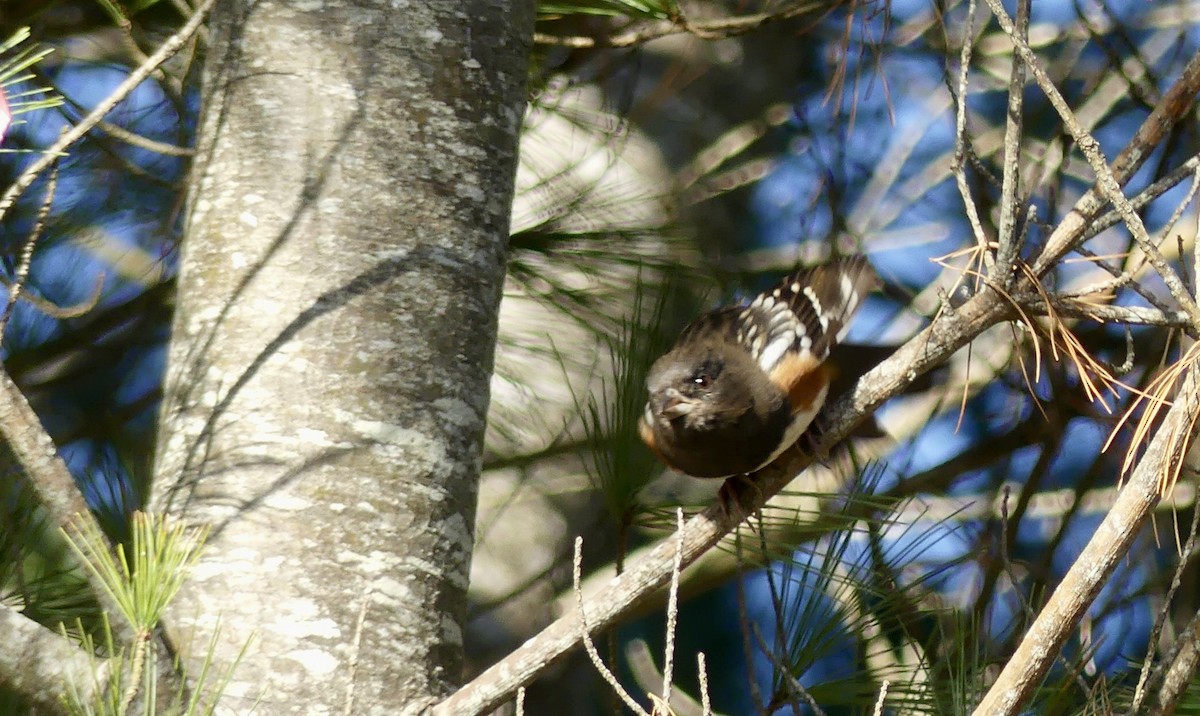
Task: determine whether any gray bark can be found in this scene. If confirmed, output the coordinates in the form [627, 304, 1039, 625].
[151, 2, 532, 713]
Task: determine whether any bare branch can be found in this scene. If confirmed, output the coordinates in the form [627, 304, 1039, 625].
[0, 161, 58, 338]
[96, 118, 195, 157]
[0, 370, 132, 634]
[1131, 466, 1200, 713]
[950, 0, 993, 265]
[872, 680, 889, 716]
[1148, 609, 1200, 716]
[750, 623, 827, 716]
[572, 536, 649, 716]
[1032, 52, 1200, 275]
[697, 653, 712, 716]
[660, 509, 685, 707]
[993, 0, 1029, 279]
[983, 0, 1200, 327]
[1019, 294, 1193, 329]
[972, 369, 1200, 715]
[1083, 151, 1200, 244]
[533, 2, 829, 49]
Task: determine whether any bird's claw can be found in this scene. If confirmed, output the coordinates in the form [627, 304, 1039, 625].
[718, 474, 764, 529]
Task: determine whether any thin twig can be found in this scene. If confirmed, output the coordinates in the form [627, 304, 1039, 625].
[1148, 609, 1200, 716]
[1194, 166, 1200, 306]
[1155, 167, 1200, 259]
[1021, 295, 1192, 329]
[533, 1, 829, 49]
[949, 0, 992, 266]
[96, 118, 195, 157]
[734, 530, 766, 713]
[660, 508, 685, 707]
[573, 537, 649, 716]
[627, 639, 710, 716]
[1129, 478, 1200, 713]
[0, 272, 105, 321]
[1032, 53, 1200, 275]
[872, 680, 889, 716]
[750, 623, 828, 716]
[998, 487, 1090, 693]
[993, 0, 1029, 281]
[980, 0, 1200, 327]
[1061, 244, 1179, 319]
[759, 513, 802, 716]
[342, 590, 371, 716]
[1083, 152, 1200, 245]
[0, 160, 58, 339]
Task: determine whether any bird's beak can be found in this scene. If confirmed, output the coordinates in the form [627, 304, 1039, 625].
[658, 388, 695, 420]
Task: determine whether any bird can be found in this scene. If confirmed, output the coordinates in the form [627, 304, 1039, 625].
[638, 255, 879, 479]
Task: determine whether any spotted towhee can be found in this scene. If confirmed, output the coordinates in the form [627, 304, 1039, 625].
[638, 256, 879, 478]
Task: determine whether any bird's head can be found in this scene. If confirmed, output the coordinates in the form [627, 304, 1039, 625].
[644, 347, 756, 432]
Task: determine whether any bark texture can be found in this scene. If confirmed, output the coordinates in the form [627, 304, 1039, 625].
[151, 2, 531, 713]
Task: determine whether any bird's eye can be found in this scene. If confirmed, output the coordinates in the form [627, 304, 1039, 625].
[692, 374, 711, 388]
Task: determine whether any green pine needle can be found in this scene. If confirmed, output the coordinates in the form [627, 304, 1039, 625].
[62, 512, 208, 632]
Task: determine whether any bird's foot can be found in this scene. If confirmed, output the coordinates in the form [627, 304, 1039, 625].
[801, 426, 832, 464]
[717, 474, 763, 528]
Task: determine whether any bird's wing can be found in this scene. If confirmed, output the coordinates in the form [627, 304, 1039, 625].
[669, 256, 877, 406]
[742, 256, 878, 404]
[742, 256, 877, 370]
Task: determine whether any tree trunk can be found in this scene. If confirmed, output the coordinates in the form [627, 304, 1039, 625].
[150, 2, 532, 712]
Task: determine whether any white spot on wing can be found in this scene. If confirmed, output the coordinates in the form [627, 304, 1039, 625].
[803, 287, 829, 331]
[836, 274, 863, 340]
[840, 274, 856, 307]
[758, 333, 793, 371]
